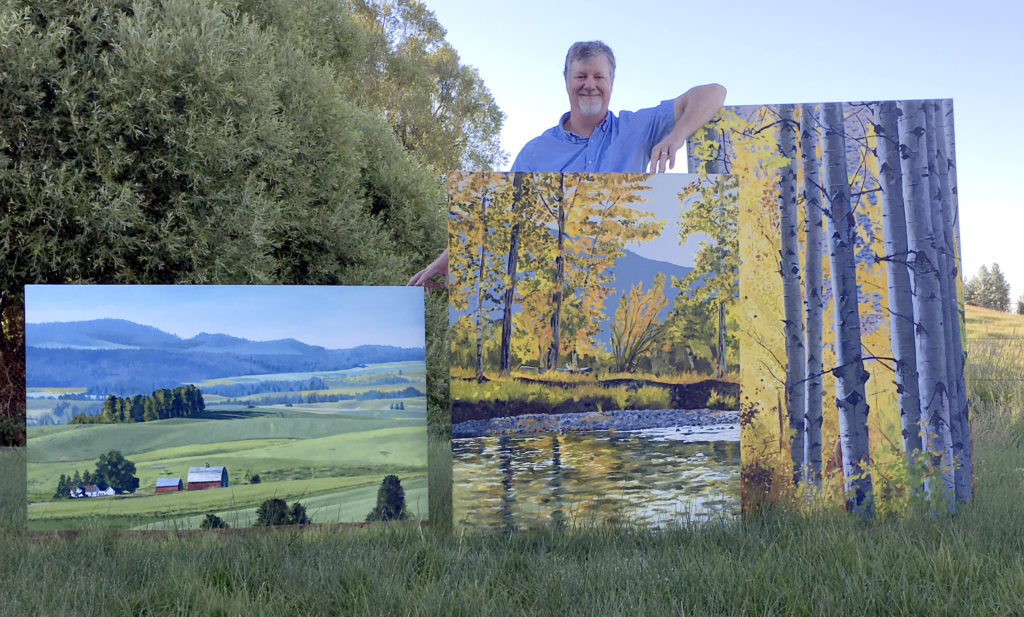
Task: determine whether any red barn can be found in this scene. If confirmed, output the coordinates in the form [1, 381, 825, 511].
[187, 464, 228, 490]
[155, 477, 183, 493]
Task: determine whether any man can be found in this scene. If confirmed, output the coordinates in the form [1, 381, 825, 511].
[408, 40, 726, 288]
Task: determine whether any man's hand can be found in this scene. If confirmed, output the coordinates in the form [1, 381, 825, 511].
[649, 83, 726, 174]
[407, 249, 449, 291]
[648, 135, 686, 174]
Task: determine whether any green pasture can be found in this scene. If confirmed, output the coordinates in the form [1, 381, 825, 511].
[28, 472, 425, 530]
[135, 474, 428, 530]
[27, 407, 423, 463]
[27, 422, 426, 503]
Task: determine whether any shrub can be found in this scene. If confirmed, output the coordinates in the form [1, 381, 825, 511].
[200, 513, 229, 529]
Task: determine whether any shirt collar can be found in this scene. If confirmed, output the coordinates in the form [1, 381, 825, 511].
[556, 111, 611, 143]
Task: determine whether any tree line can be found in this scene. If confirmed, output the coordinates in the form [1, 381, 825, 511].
[69, 385, 205, 424]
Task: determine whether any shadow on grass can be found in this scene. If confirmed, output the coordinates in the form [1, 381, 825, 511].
[198, 409, 275, 420]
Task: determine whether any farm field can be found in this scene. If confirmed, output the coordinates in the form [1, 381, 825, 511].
[27, 361, 428, 530]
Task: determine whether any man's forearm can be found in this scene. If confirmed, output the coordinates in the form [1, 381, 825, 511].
[670, 83, 727, 142]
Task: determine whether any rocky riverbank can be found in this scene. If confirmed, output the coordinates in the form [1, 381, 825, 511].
[452, 408, 739, 438]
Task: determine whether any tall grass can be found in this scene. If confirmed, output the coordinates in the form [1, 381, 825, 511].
[3, 442, 1024, 616]
[1, 310, 1021, 615]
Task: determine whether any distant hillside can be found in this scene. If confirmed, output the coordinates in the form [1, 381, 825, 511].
[26, 319, 423, 392]
[965, 304, 1024, 339]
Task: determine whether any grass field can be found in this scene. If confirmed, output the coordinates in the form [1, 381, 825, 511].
[0, 306, 1020, 614]
[26, 363, 429, 529]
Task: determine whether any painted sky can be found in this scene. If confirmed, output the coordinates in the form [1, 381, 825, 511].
[422, 0, 1023, 301]
[25, 285, 425, 350]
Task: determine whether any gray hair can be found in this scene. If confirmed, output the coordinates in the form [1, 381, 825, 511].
[563, 41, 615, 80]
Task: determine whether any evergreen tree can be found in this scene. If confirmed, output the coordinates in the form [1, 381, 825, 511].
[365, 474, 409, 521]
[53, 474, 72, 499]
[1017, 294, 1024, 315]
[965, 263, 1011, 311]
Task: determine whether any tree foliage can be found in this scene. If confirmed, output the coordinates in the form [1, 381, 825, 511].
[200, 513, 229, 529]
[95, 449, 140, 494]
[1, 0, 493, 439]
[254, 497, 311, 526]
[964, 263, 1011, 312]
[609, 274, 668, 372]
[365, 474, 409, 521]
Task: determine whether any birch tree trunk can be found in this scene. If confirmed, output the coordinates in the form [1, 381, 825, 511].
[927, 101, 971, 502]
[499, 172, 525, 376]
[874, 101, 923, 464]
[822, 102, 873, 515]
[939, 99, 972, 501]
[897, 100, 955, 511]
[800, 103, 824, 486]
[778, 105, 806, 485]
[546, 174, 566, 372]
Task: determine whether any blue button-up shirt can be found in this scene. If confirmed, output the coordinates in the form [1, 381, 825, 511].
[510, 100, 676, 173]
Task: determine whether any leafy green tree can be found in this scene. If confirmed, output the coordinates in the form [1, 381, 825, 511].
[1, 0, 466, 436]
[255, 498, 291, 526]
[200, 513, 229, 529]
[365, 474, 409, 521]
[1017, 294, 1024, 315]
[94, 450, 140, 494]
[289, 502, 312, 525]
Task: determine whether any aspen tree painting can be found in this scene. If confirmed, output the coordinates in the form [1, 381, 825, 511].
[448, 172, 741, 530]
[688, 99, 970, 515]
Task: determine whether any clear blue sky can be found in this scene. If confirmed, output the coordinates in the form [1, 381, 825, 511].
[423, 0, 1023, 302]
[25, 285, 425, 349]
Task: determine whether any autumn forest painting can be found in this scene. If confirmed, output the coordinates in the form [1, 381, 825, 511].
[448, 172, 741, 529]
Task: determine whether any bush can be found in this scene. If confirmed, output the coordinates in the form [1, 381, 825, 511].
[255, 498, 291, 527]
[255, 498, 311, 526]
[200, 513, 229, 529]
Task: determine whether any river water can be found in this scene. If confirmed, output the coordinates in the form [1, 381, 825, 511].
[452, 424, 740, 531]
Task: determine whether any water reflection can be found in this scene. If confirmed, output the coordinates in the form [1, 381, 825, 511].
[453, 427, 740, 530]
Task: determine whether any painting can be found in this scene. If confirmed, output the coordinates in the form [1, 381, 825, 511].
[685, 99, 969, 515]
[25, 285, 427, 531]
[448, 172, 741, 530]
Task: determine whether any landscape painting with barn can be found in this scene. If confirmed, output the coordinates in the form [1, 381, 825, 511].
[25, 285, 427, 531]
[448, 172, 741, 530]
[685, 99, 970, 515]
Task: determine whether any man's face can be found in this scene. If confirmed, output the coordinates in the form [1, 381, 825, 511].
[565, 55, 613, 118]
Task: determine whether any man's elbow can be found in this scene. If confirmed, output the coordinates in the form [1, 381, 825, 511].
[696, 83, 727, 106]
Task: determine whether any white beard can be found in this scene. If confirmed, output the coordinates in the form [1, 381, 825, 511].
[577, 95, 603, 116]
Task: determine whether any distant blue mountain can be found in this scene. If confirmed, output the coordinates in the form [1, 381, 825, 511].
[27, 319, 328, 355]
[27, 318, 181, 350]
[25, 320, 424, 392]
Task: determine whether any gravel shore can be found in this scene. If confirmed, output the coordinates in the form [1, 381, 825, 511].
[452, 408, 739, 438]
